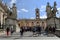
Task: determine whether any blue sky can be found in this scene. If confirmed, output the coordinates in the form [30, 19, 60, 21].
[3, 0, 60, 19]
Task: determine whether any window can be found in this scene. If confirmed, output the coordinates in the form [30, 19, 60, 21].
[18, 24, 20, 26]
[32, 22, 33, 23]
[42, 22, 44, 23]
[36, 11, 39, 13]
[37, 22, 39, 23]
[32, 22, 34, 25]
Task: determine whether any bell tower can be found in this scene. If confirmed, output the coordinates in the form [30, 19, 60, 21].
[35, 8, 40, 20]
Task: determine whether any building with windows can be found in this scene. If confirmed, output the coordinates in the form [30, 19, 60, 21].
[0, 1, 17, 31]
[18, 2, 60, 30]
[18, 8, 47, 29]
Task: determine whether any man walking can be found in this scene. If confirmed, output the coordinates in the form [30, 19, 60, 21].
[20, 27, 24, 37]
[6, 27, 10, 36]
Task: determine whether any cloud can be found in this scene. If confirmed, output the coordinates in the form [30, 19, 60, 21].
[30, 16, 47, 19]
[57, 7, 60, 18]
[10, 0, 17, 7]
[21, 8, 28, 12]
[30, 17, 35, 19]
[40, 5, 46, 12]
[40, 5, 46, 19]
[17, 10, 21, 13]
[40, 15, 47, 19]
[57, 8, 60, 12]
[57, 7, 60, 14]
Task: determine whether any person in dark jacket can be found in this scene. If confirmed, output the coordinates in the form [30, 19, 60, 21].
[52, 27, 55, 34]
[45, 27, 49, 35]
[49, 26, 52, 33]
[6, 27, 10, 36]
[32, 26, 37, 35]
[37, 26, 41, 35]
[20, 27, 24, 36]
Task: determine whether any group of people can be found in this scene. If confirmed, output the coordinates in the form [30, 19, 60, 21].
[45, 26, 56, 35]
[5, 26, 56, 36]
[32, 26, 41, 35]
[6, 27, 14, 36]
[20, 26, 44, 36]
[20, 26, 56, 36]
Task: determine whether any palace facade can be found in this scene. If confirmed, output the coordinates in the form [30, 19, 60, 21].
[18, 2, 60, 29]
[18, 8, 47, 29]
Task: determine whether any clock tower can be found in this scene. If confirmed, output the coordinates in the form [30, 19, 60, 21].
[35, 8, 40, 20]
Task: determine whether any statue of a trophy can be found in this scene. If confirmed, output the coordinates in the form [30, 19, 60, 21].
[52, 1, 57, 17]
[46, 2, 52, 18]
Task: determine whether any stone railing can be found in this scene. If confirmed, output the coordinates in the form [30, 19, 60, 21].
[55, 29, 60, 37]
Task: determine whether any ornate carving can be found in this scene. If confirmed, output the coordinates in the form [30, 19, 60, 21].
[52, 1, 57, 17]
[46, 2, 57, 18]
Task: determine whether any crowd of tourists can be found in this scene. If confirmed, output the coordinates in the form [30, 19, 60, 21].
[5, 25, 56, 36]
[20, 26, 56, 36]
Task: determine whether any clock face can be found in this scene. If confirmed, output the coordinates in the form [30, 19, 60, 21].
[37, 13, 39, 15]
[37, 17, 38, 18]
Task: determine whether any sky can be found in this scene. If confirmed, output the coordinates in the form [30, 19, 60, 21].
[2, 0, 60, 19]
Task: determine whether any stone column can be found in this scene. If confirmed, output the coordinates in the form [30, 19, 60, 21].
[0, 11, 3, 28]
[16, 22, 20, 32]
[3, 13, 7, 29]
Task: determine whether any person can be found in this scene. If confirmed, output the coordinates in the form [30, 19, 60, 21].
[45, 26, 49, 35]
[39, 27, 41, 34]
[25, 26, 27, 31]
[6, 27, 10, 36]
[29, 27, 31, 31]
[37, 26, 41, 35]
[32, 26, 36, 35]
[52, 27, 55, 34]
[11, 27, 14, 35]
[49, 26, 52, 33]
[20, 27, 24, 36]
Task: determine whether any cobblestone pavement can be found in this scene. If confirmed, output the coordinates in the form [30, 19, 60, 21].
[0, 31, 59, 40]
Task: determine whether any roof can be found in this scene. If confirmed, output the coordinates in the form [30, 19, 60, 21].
[17, 18, 46, 22]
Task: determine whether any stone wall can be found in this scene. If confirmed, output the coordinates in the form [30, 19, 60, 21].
[47, 17, 60, 29]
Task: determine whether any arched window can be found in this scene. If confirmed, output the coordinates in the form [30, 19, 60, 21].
[36, 11, 39, 13]
[18, 24, 20, 26]
[32, 22, 34, 26]
[37, 22, 39, 23]
[32, 22, 33, 23]
[42, 22, 44, 24]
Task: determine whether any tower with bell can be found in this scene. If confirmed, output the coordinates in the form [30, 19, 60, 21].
[35, 8, 40, 20]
